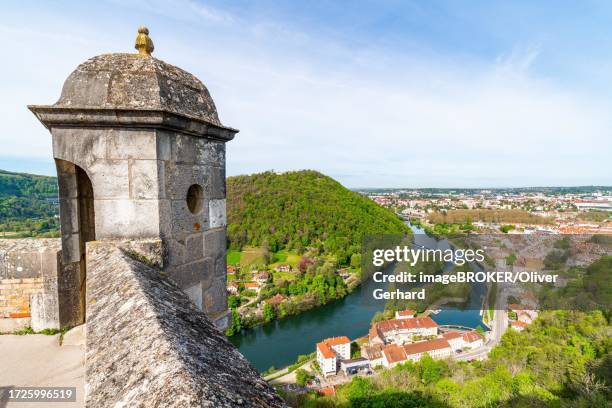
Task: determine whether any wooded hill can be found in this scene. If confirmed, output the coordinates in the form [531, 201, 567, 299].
[0, 169, 59, 237]
[227, 170, 411, 266]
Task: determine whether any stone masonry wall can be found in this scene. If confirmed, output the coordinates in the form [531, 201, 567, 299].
[158, 130, 229, 325]
[0, 239, 61, 332]
[86, 240, 285, 407]
[52, 126, 230, 326]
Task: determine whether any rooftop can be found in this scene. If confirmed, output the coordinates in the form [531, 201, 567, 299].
[402, 338, 451, 356]
[382, 344, 406, 364]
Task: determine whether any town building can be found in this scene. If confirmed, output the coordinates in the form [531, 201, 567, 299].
[340, 358, 370, 375]
[395, 310, 416, 319]
[361, 344, 384, 368]
[511, 321, 529, 331]
[402, 338, 453, 363]
[243, 282, 261, 293]
[254, 271, 270, 283]
[369, 316, 438, 345]
[380, 338, 454, 368]
[316, 336, 351, 376]
[381, 344, 407, 368]
[226, 282, 239, 295]
[441, 331, 484, 351]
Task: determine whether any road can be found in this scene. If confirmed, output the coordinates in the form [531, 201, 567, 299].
[455, 284, 509, 361]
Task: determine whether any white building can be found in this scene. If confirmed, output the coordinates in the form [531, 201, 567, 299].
[395, 310, 415, 319]
[369, 317, 438, 345]
[380, 338, 453, 368]
[316, 336, 351, 376]
[402, 338, 453, 363]
[441, 331, 484, 351]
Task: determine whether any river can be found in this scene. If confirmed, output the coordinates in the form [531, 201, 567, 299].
[229, 224, 486, 372]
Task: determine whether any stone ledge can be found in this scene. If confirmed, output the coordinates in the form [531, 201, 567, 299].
[86, 241, 285, 407]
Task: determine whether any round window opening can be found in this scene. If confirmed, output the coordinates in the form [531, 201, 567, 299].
[186, 184, 204, 214]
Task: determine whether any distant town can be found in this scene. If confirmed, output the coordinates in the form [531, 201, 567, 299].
[359, 187, 611, 235]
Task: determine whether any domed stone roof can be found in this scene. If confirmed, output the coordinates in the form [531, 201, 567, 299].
[55, 53, 222, 127]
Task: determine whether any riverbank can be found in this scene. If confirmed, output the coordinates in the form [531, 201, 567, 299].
[231, 223, 487, 372]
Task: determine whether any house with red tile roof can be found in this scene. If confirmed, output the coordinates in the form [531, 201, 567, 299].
[369, 317, 438, 345]
[243, 282, 261, 293]
[361, 344, 384, 368]
[461, 331, 484, 349]
[381, 338, 452, 368]
[316, 336, 351, 376]
[226, 281, 239, 295]
[510, 320, 529, 331]
[395, 310, 416, 319]
[441, 330, 484, 351]
[402, 338, 452, 363]
[254, 271, 270, 284]
[319, 386, 336, 396]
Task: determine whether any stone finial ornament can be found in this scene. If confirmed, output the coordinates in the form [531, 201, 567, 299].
[135, 26, 154, 56]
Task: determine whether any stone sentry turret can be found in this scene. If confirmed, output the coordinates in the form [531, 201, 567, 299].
[29, 27, 237, 329]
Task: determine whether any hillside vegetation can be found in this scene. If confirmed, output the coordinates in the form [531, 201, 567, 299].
[227, 170, 411, 266]
[0, 169, 59, 237]
[288, 257, 612, 407]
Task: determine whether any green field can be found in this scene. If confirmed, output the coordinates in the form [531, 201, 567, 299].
[227, 247, 302, 271]
[270, 250, 301, 268]
[239, 247, 266, 268]
[227, 249, 242, 265]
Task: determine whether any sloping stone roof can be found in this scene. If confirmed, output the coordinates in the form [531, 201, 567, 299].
[56, 53, 222, 126]
[86, 241, 285, 407]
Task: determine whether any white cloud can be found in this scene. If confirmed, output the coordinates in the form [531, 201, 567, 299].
[0, 2, 610, 187]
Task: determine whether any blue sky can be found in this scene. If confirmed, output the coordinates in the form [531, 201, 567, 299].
[1, 0, 611, 187]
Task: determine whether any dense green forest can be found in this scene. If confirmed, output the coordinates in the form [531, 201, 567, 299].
[227, 171, 411, 266]
[0, 169, 59, 237]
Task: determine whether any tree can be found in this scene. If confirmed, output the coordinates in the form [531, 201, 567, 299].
[224, 309, 242, 336]
[262, 303, 275, 322]
[295, 369, 313, 386]
[227, 295, 240, 309]
[350, 253, 362, 269]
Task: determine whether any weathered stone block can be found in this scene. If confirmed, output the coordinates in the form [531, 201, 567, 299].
[203, 229, 226, 259]
[163, 162, 210, 200]
[55, 160, 78, 199]
[210, 166, 226, 199]
[95, 200, 160, 239]
[52, 128, 106, 169]
[169, 199, 208, 241]
[89, 160, 130, 199]
[209, 199, 227, 228]
[30, 292, 60, 331]
[185, 233, 204, 261]
[156, 130, 172, 161]
[107, 129, 157, 160]
[171, 133, 198, 164]
[130, 159, 162, 199]
[203, 276, 227, 316]
[58, 198, 79, 234]
[167, 258, 213, 290]
[195, 139, 225, 166]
